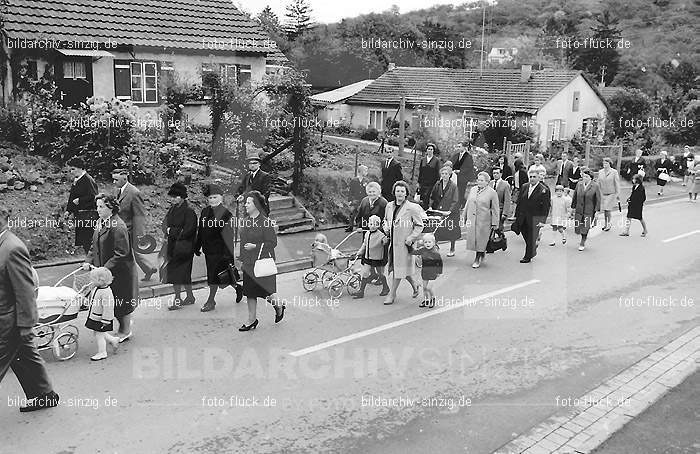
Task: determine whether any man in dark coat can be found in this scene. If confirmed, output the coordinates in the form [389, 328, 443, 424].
[555, 150, 574, 187]
[0, 207, 59, 412]
[64, 157, 98, 254]
[512, 169, 551, 263]
[449, 140, 476, 209]
[380, 154, 403, 202]
[236, 149, 272, 214]
[113, 169, 158, 281]
[347, 164, 369, 232]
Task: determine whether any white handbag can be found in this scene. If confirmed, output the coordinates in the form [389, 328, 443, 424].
[253, 245, 277, 277]
[658, 172, 669, 181]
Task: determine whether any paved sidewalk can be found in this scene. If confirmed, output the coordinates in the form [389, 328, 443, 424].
[493, 325, 699, 454]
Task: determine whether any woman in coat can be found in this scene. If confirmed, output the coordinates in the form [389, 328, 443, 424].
[464, 172, 500, 268]
[571, 168, 602, 251]
[597, 157, 620, 231]
[83, 194, 137, 342]
[383, 181, 424, 305]
[194, 183, 238, 313]
[417, 143, 441, 210]
[689, 159, 700, 202]
[655, 150, 671, 196]
[238, 190, 284, 331]
[495, 154, 513, 182]
[620, 174, 648, 236]
[162, 183, 198, 310]
[568, 156, 582, 192]
[430, 165, 461, 257]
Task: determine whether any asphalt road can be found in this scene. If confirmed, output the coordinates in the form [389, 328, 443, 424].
[1, 197, 698, 454]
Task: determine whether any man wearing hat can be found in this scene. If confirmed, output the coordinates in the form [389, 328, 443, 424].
[64, 157, 99, 255]
[112, 169, 158, 281]
[236, 148, 271, 214]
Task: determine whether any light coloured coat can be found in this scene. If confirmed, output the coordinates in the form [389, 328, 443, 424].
[383, 200, 424, 279]
[464, 186, 500, 252]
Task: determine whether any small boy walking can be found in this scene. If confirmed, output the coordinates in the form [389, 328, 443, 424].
[409, 233, 443, 308]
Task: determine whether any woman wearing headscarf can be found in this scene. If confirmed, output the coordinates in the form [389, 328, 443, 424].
[464, 172, 500, 268]
[238, 190, 284, 331]
[162, 183, 198, 310]
[194, 183, 238, 313]
[82, 194, 137, 342]
[430, 165, 461, 257]
[571, 168, 602, 251]
[417, 143, 441, 210]
[383, 181, 424, 305]
[597, 157, 620, 231]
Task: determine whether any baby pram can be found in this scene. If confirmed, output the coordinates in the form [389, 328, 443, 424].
[422, 209, 452, 235]
[303, 230, 362, 293]
[33, 266, 92, 361]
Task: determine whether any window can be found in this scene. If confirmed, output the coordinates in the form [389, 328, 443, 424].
[238, 64, 252, 86]
[63, 61, 86, 79]
[202, 63, 218, 99]
[129, 62, 157, 103]
[369, 110, 389, 130]
[26, 60, 38, 80]
[582, 118, 599, 137]
[547, 119, 566, 142]
[572, 90, 580, 112]
[114, 61, 131, 99]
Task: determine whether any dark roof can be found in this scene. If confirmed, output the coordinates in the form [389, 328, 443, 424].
[346, 67, 589, 114]
[4, 0, 287, 59]
[598, 86, 625, 100]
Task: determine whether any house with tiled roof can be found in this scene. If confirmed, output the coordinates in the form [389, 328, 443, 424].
[310, 79, 374, 126]
[1, 0, 288, 125]
[340, 65, 608, 148]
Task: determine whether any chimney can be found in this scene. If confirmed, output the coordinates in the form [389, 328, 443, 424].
[520, 64, 532, 83]
[388, 62, 396, 71]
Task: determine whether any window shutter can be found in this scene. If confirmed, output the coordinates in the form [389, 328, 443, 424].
[560, 120, 567, 139]
[572, 91, 580, 112]
[114, 60, 131, 99]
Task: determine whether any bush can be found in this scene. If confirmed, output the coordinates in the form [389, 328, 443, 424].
[297, 167, 355, 224]
[0, 107, 27, 145]
[359, 127, 379, 141]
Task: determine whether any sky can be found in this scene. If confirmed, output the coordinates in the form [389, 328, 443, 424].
[236, 0, 467, 24]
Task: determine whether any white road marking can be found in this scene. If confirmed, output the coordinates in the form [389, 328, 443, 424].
[289, 279, 540, 357]
[662, 230, 700, 243]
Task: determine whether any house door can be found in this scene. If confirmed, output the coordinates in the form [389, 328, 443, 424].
[56, 58, 93, 107]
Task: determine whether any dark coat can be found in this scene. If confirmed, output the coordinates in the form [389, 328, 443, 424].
[418, 156, 442, 208]
[237, 169, 272, 212]
[655, 158, 671, 186]
[429, 179, 461, 242]
[449, 150, 476, 185]
[356, 196, 388, 230]
[0, 230, 38, 335]
[348, 176, 368, 202]
[625, 157, 646, 179]
[410, 246, 443, 281]
[161, 201, 197, 285]
[626, 183, 646, 220]
[239, 215, 277, 297]
[556, 159, 574, 187]
[380, 157, 403, 202]
[67, 173, 98, 247]
[512, 182, 551, 235]
[571, 181, 602, 235]
[87, 215, 137, 318]
[569, 166, 582, 190]
[195, 204, 235, 284]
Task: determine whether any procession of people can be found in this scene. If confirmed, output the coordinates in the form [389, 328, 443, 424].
[1, 141, 698, 413]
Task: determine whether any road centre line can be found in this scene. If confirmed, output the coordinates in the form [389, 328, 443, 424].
[662, 230, 700, 243]
[289, 279, 540, 357]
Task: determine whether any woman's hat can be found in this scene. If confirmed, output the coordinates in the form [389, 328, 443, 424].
[246, 147, 262, 162]
[203, 183, 223, 197]
[167, 182, 188, 199]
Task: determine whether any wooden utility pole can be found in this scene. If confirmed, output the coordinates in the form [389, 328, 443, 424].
[433, 98, 440, 143]
[585, 140, 591, 168]
[398, 96, 405, 156]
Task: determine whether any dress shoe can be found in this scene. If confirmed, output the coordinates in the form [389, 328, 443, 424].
[239, 319, 258, 331]
[117, 331, 132, 343]
[168, 299, 182, 311]
[182, 296, 196, 306]
[520, 258, 531, 263]
[274, 305, 286, 323]
[91, 352, 108, 361]
[19, 391, 59, 412]
[200, 301, 216, 312]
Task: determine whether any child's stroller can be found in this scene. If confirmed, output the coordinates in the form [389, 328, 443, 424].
[33, 266, 92, 361]
[422, 209, 452, 235]
[303, 230, 362, 296]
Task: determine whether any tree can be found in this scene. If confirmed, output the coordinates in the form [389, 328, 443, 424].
[604, 88, 653, 145]
[257, 5, 287, 48]
[284, 0, 314, 41]
[569, 9, 621, 85]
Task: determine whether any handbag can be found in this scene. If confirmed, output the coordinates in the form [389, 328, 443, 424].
[217, 260, 240, 288]
[486, 228, 507, 253]
[658, 172, 669, 181]
[253, 244, 277, 278]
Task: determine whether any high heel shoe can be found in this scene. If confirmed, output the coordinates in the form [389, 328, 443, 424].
[274, 305, 285, 323]
[238, 319, 259, 332]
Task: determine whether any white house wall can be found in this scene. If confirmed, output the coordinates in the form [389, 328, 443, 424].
[534, 74, 607, 147]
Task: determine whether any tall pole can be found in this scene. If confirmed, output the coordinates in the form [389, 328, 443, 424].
[398, 96, 405, 156]
[479, 5, 485, 76]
